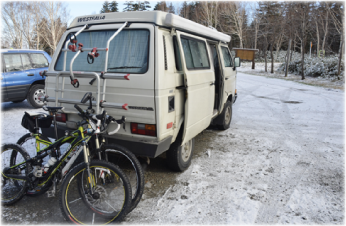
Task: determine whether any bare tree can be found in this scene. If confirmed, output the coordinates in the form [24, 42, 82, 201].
[40, 2, 70, 54]
[327, 2, 344, 76]
[2, 2, 24, 49]
[220, 2, 247, 48]
[200, 1, 219, 28]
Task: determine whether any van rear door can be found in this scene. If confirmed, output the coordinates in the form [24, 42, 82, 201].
[175, 31, 215, 145]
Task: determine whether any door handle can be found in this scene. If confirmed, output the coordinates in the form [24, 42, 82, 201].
[27, 73, 34, 76]
[210, 82, 215, 86]
[225, 77, 229, 80]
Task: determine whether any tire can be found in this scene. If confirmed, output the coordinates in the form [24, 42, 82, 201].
[27, 84, 45, 108]
[102, 144, 144, 214]
[166, 137, 195, 172]
[12, 99, 25, 103]
[59, 160, 132, 224]
[1, 144, 30, 205]
[216, 101, 232, 130]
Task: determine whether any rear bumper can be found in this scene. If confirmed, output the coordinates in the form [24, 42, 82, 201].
[41, 124, 172, 158]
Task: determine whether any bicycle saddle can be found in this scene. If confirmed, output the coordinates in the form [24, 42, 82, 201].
[43, 106, 64, 113]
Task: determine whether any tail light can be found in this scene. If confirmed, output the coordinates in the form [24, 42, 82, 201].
[131, 123, 156, 137]
[55, 113, 67, 123]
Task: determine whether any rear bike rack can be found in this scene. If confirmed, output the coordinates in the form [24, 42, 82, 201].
[45, 22, 130, 114]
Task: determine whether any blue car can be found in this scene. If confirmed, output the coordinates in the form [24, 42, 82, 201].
[1, 49, 52, 108]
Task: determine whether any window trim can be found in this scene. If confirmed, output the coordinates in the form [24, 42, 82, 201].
[29, 53, 49, 69]
[221, 46, 233, 68]
[2, 53, 24, 72]
[173, 36, 182, 71]
[180, 35, 211, 70]
[54, 28, 151, 75]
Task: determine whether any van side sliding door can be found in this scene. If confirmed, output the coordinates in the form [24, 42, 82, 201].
[219, 45, 236, 105]
[175, 31, 215, 145]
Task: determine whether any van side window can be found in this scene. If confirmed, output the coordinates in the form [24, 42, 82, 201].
[221, 47, 233, 67]
[30, 54, 49, 68]
[173, 36, 182, 71]
[55, 29, 150, 74]
[181, 37, 210, 69]
[21, 54, 32, 70]
[3, 54, 23, 72]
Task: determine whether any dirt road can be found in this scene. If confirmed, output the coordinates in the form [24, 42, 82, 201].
[2, 72, 344, 224]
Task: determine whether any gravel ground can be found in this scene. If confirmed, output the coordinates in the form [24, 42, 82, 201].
[1, 71, 344, 224]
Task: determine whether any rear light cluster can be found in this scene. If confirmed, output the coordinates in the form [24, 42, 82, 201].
[55, 113, 67, 123]
[131, 123, 156, 137]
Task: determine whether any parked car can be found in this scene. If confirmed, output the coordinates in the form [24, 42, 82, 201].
[43, 11, 240, 171]
[1, 49, 52, 108]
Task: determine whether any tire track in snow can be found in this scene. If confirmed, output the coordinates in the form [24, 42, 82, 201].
[254, 87, 314, 224]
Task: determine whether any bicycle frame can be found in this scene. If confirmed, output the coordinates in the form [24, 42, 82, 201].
[3, 125, 92, 189]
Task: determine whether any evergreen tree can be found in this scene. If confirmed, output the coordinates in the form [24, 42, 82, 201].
[168, 2, 175, 14]
[100, 1, 110, 13]
[123, 1, 134, 11]
[154, 1, 168, 11]
[109, 1, 118, 12]
[139, 1, 151, 11]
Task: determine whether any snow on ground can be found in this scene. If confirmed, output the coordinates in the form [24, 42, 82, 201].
[238, 62, 344, 90]
[1, 71, 344, 224]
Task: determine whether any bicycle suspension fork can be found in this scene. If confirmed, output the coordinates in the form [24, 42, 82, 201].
[82, 140, 95, 195]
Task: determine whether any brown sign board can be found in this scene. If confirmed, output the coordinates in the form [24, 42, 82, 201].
[233, 48, 259, 69]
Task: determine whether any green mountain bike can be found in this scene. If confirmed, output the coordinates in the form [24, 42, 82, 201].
[1, 103, 132, 224]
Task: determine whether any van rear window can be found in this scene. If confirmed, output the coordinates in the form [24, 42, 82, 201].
[55, 29, 149, 74]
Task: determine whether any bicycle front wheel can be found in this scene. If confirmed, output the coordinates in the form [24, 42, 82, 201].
[59, 160, 132, 224]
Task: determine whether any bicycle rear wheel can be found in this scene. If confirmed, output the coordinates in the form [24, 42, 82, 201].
[1, 144, 30, 205]
[59, 160, 131, 224]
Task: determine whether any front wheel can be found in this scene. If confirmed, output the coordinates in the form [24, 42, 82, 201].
[216, 101, 232, 130]
[59, 160, 132, 224]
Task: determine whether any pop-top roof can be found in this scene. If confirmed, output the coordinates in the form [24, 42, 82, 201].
[68, 11, 231, 43]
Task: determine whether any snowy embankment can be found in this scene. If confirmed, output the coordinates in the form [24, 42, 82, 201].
[1, 72, 344, 224]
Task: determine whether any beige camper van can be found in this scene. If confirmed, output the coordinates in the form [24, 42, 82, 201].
[43, 11, 240, 171]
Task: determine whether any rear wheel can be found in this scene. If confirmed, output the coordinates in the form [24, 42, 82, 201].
[102, 144, 144, 213]
[59, 160, 131, 224]
[16, 133, 51, 159]
[1, 144, 30, 205]
[27, 84, 45, 108]
[166, 137, 195, 172]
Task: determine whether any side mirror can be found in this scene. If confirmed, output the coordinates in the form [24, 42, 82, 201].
[234, 57, 241, 67]
[81, 92, 92, 103]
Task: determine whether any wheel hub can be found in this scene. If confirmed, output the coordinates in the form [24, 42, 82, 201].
[92, 192, 100, 199]
[225, 106, 231, 125]
[181, 140, 192, 162]
[33, 89, 45, 105]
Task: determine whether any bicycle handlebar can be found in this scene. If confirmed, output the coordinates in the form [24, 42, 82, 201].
[74, 104, 125, 135]
[74, 104, 85, 116]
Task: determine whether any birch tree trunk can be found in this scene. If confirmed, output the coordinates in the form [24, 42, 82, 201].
[321, 9, 329, 52]
[285, 39, 291, 77]
[315, 20, 320, 57]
